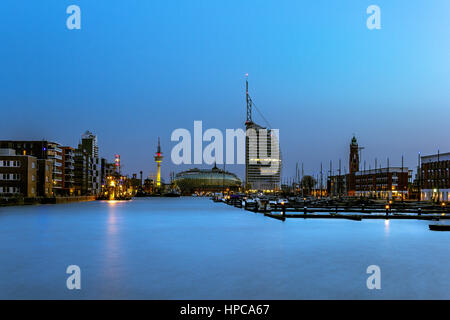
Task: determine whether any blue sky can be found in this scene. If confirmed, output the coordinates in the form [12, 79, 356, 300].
[1, 0, 449, 181]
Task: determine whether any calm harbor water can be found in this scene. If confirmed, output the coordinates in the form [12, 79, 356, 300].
[0, 197, 449, 299]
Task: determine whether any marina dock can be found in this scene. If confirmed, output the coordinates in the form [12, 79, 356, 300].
[214, 195, 450, 222]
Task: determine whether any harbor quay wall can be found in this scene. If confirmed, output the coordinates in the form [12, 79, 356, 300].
[43, 196, 97, 204]
[1, 196, 96, 206]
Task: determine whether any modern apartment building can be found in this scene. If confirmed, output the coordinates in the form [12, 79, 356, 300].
[0, 149, 37, 198]
[74, 148, 91, 196]
[81, 131, 99, 158]
[0, 133, 104, 198]
[92, 157, 102, 195]
[79, 131, 101, 195]
[0, 140, 63, 195]
[420, 152, 450, 202]
[37, 159, 53, 197]
[47, 142, 63, 194]
[61, 146, 75, 195]
[101, 158, 115, 186]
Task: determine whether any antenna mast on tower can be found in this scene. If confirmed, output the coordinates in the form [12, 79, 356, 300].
[246, 74, 253, 124]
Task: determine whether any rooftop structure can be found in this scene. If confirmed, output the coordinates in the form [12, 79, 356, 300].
[174, 164, 241, 194]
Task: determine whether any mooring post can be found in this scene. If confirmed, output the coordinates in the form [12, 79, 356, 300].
[418, 207, 421, 216]
[304, 206, 307, 215]
[281, 202, 286, 216]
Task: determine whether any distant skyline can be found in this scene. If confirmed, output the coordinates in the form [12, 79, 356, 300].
[1, 0, 449, 181]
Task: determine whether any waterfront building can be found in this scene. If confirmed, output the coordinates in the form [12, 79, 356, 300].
[327, 174, 347, 198]
[101, 158, 115, 187]
[0, 140, 64, 195]
[174, 164, 241, 195]
[327, 136, 409, 200]
[92, 157, 102, 195]
[80, 131, 99, 158]
[0, 149, 37, 198]
[74, 148, 91, 196]
[46, 142, 64, 194]
[329, 168, 410, 200]
[37, 159, 53, 197]
[80, 131, 101, 195]
[101, 173, 131, 200]
[128, 173, 142, 195]
[143, 177, 155, 194]
[352, 167, 409, 199]
[420, 152, 450, 202]
[0, 133, 104, 197]
[245, 122, 281, 191]
[244, 79, 281, 191]
[61, 146, 75, 196]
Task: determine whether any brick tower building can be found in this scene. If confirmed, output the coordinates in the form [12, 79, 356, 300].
[349, 135, 359, 174]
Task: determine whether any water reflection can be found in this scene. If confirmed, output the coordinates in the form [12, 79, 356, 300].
[0, 198, 449, 299]
[103, 200, 121, 285]
[384, 219, 390, 234]
[104, 200, 126, 206]
[107, 207, 118, 235]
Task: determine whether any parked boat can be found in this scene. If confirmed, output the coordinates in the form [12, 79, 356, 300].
[134, 191, 149, 197]
[163, 191, 181, 197]
[277, 198, 288, 205]
[257, 199, 272, 212]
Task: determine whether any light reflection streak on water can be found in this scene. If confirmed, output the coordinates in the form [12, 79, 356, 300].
[103, 200, 121, 283]
[384, 219, 390, 235]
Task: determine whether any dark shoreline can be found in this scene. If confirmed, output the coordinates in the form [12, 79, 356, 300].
[0, 195, 96, 207]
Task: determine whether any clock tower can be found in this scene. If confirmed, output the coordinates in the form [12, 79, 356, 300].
[349, 135, 359, 174]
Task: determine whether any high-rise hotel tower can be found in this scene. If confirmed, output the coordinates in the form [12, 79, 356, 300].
[244, 77, 281, 191]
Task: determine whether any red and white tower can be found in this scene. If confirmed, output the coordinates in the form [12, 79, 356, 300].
[114, 154, 121, 175]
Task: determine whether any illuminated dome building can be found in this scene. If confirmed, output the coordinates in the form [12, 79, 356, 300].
[174, 164, 241, 195]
